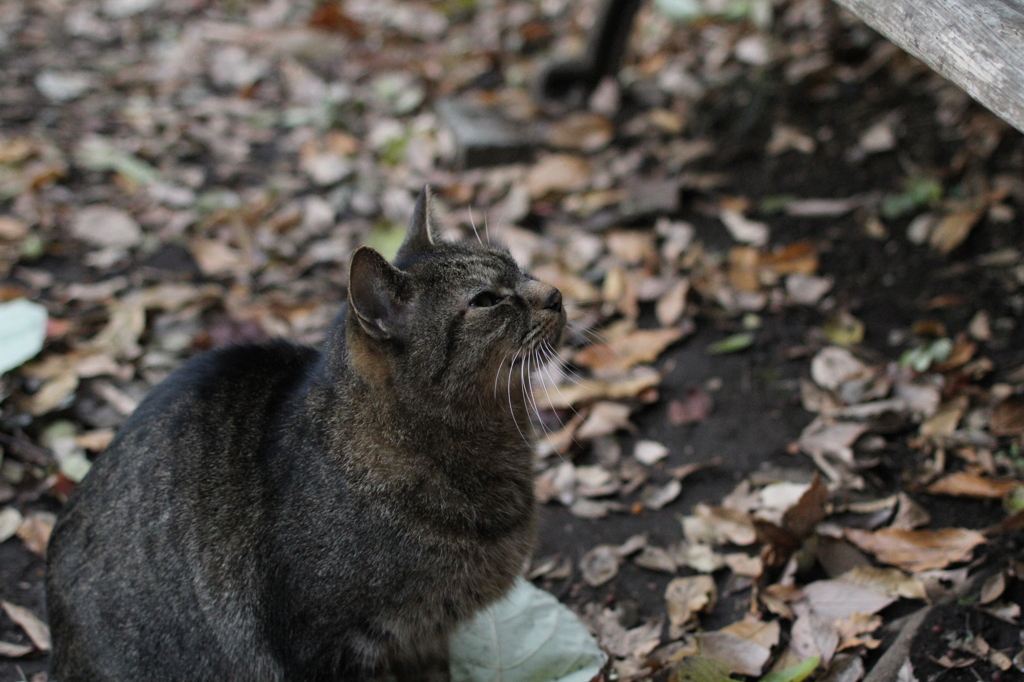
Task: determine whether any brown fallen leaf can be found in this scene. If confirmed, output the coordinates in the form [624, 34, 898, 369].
[838, 566, 928, 601]
[574, 327, 686, 377]
[634, 546, 677, 574]
[789, 612, 838, 665]
[929, 209, 983, 256]
[979, 572, 1006, 604]
[759, 240, 818, 276]
[682, 504, 757, 546]
[546, 112, 614, 153]
[525, 154, 590, 198]
[833, 612, 882, 651]
[656, 278, 690, 327]
[696, 630, 773, 677]
[665, 575, 716, 638]
[1, 602, 51, 651]
[16, 512, 55, 557]
[755, 474, 829, 568]
[534, 366, 661, 410]
[800, 579, 895, 620]
[844, 527, 987, 572]
[575, 401, 633, 441]
[926, 472, 1022, 499]
[990, 396, 1024, 436]
[668, 387, 714, 425]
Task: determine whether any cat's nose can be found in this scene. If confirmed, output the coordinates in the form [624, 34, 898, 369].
[543, 289, 562, 313]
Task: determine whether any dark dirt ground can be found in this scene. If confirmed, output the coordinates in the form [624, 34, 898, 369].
[2, 1, 1024, 681]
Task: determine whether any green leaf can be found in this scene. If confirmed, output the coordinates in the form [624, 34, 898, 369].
[1004, 485, 1024, 514]
[758, 655, 820, 682]
[899, 338, 953, 372]
[708, 333, 754, 355]
[449, 578, 608, 682]
[76, 137, 161, 185]
[0, 299, 48, 374]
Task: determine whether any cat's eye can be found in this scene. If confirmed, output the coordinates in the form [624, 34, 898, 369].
[470, 291, 503, 308]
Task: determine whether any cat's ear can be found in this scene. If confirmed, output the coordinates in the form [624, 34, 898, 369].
[347, 246, 409, 341]
[395, 186, 436, 260]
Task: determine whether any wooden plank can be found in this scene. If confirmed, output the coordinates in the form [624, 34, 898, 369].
[832, 0, 1024, 133]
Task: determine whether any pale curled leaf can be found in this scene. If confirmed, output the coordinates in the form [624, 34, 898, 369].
[0, 299, 48, 374]
[1, 602, 51, 651]
[449, 578, 607, 682]
[666, 575, 716, 638]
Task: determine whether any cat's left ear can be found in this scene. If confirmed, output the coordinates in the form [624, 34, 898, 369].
[348, 246, 409, 341]
[395, 186, 435, 261]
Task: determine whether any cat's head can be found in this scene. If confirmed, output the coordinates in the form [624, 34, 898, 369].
[345, 187, 566, 415]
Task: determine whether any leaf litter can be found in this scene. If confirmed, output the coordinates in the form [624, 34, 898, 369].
[1, 0, 1023, 680]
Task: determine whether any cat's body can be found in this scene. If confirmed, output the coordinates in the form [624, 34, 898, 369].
[46, 189, 565, 682]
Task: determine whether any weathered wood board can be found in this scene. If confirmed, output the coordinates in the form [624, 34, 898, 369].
[833, 0, 1024, 134]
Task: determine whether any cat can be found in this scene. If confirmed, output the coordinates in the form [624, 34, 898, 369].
[45, 187, 566, 682]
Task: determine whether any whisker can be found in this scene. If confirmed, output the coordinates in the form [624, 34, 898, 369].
[468, 207, 484, 246]
[507, 349, 529, 447]
[482, 210, 491, 245]
[539, 343, 586, 421]
[494, 348, 512, 399]
[524, 353, 548, 439]
[540, 341, 588, 387]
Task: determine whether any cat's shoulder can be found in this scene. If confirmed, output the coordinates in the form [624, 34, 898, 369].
[136, 339, 321, 415]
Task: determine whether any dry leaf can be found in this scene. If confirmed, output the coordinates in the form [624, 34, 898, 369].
[833, 613, 882, 650]
[723, 553, 763, 578]
[926, 472, 1022, 499]
[634, 440, 669, 466]
[16, 512, 55, 557]
[634, 546, 677, 574]
[1, 602, 51, 651]
[71, 205, 141, 249]
[760, 241, 818, 276]
[891, 492, 931, 530]
[696, 631, 773, 677]
[547, 113, 614, 152]
[798, 418, 868, 465]
[656, 279, 690, 326]
[534, 366, 661, 410]
[575, 401, 633, 441]
[665, 575, 716, 637]
[525, 154, 590, 197]
[574, 327, 685, 377]
[800, 579, 896, 620]
[790, 612, 838, 665]
[640, 479, 682, 510]
[838, 566, 928, 601]
[810, 347, 869, 391]
[580, 545, 621, 586]
[979, 572, 1006, 604]
[929, 210, 982, 255]
[0, 507, 23, 544]
[990, 397, 1024, 436]
[720, 209, 769, 246]
[682, 504, 757, 546]
[845, 527, 987, 572]
[0, 640, 34, 658]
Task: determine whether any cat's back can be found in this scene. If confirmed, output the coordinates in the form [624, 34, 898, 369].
[47, 340, 319, 682]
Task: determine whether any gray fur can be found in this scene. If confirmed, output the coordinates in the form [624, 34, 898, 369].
[45, 188, 566, 682]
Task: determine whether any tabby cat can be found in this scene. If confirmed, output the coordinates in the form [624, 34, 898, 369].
[46, 187, 566, 681]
